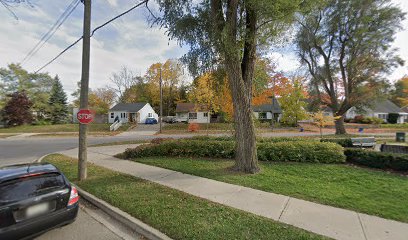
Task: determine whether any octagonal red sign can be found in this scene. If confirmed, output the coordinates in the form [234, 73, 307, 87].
[77, 109, 94, 124]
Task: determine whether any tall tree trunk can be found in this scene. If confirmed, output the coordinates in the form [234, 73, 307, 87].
[212, 0, 259, 173]
[334, 115, 347, 135]
[227, 62, 259, 173]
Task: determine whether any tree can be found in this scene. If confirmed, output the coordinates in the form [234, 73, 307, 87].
[121, 76, 150, 104]
[72, 84, 116, 114]
[390, 77, 408, 107]
[109, 66, 137, 102]
[280, 78, 308, 126]
[0, 63, 54, 118]
[0, 0, 33, 20]
[296, 0, 405, 134]
[145, 59, 184, 115]
[155, 0, 305, 173]
[48, 76, 68, 124]
[311, 111, 339, 138]
[4, 91, 33, 126]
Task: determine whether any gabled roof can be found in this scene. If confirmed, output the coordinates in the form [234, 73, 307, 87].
[401, 106, 408, 113]
[109, 103, 147, 112]
[175, 103, 209, 113]
[371, 100, 403, 113]
[252, 97, 282, 113]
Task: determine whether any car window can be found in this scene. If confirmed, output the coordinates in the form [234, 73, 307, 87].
[0, 173, 65, 205]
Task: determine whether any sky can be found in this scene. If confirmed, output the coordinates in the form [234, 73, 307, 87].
[0, 0, 408, 102]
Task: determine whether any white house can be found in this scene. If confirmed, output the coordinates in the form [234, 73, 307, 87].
[252, 97, 283, 122]
[175, 103, 210, 123]
[345, 100, 408, 124]
[108, 103, 158, 124]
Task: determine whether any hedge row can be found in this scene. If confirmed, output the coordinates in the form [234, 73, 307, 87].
[320, 138, 353, 147]
[189, 136, 317, 143]
[344, 149, 408, 171]
[122, 140, 345, 164]
[126, 140, 235, 159]
[257, 141, 345, 163]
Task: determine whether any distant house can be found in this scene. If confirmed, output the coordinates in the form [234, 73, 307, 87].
[252, 98, 282, 122]
[108, 103, 158, 124]
[175, 103, 210, 123]
[345, 100, 408, 123]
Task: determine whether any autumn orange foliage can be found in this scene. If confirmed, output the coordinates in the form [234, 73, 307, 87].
[188, 123, 200, 132]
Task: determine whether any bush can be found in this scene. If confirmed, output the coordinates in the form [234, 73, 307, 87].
[321, 138, 353, 147]
[258, 137, 316, 143]
[190, 136, 316, 143]
[344, 149, 408, 171]
[121, 139, 345, 164]
[257, 141, 345, 163]
[190, 136, 234, 141]
[122, 140, 235, 159]
[150, 138, 174, 144]
[387, 113, 400, 124]
[353, 115, 384, 124]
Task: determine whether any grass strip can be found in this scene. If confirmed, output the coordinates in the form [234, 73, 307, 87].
[43, 154, 327, 240]
[132, 156, 408, 223]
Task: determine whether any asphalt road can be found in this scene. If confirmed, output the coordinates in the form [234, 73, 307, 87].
[0, 134, 157, 167]
[0, 134, 157, 240]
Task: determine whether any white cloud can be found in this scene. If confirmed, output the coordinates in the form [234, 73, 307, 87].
[0, 0, 185, 102]
[1, 0, 407, 104]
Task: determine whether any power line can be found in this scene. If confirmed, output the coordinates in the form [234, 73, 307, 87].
[21, 0, 80, 65]
[35, 0, 148, 73]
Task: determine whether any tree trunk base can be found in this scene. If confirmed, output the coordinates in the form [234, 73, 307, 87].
[334, 116, 347, 135]
[231, 164, 260, 174]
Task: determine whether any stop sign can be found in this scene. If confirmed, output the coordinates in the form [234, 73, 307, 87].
[77, 109, 94, 124]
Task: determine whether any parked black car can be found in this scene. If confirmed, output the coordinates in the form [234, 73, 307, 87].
[0, 163, 79, 240]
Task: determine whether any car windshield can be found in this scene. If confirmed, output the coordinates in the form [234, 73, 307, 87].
[0, 173, 65, 206]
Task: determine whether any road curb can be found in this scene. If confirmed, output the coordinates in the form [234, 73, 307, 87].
[37, 154, 172, 240]
[75, 185, 172, 240]
[35, 153, 53, 163]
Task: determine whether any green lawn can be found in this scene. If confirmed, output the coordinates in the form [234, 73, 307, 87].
[44, 154, 327, 240]
[132, 157, 408, 223]
[0, 123, 128, 133]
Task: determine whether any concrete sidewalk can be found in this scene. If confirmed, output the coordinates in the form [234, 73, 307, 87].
[58, 145, 408, 240]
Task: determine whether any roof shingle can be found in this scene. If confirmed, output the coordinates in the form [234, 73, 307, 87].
[109, 103, 147, 112]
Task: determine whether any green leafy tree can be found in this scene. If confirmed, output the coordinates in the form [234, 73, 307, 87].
[154, 0, 308, 173]
[296, 0, 405, 134]
[48, 76, 68, 124]
[4, 91, 33, 126]
[72, 83, 116, 115]
[280, 78, 308, 126]
[0, 63, 54, 118]
[390, 77, 408, 107]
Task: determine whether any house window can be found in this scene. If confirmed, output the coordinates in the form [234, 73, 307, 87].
[110, 113, 114, 118]
[204, 112, 208, 117]
[259, 112, 267, 119]
[378, 114, 388, 120]
[148, 113, 153, 118]
[189, 112, 197, 119]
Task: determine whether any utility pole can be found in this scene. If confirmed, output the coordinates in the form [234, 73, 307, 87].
[78, 0, 91, 181]
[159, 67, 163, 133]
